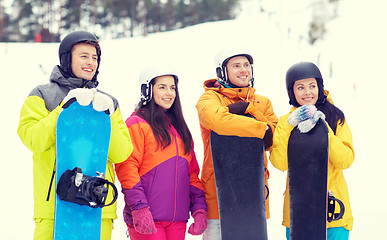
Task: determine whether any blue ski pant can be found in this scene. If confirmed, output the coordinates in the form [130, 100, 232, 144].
[33, 218, 113, 240]
[286, 227, 349, 240]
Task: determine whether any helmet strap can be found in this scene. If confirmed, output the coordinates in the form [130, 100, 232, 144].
[250, 65, 254, 87]
[223, 66, 229, 84]
[216, 65, 229, 85]
[140, 83, 153, 105]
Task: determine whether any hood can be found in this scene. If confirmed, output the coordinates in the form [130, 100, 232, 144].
[203, 78, 256, 101]
[50, 65, 97, 89]
[325, 90, 334, 105]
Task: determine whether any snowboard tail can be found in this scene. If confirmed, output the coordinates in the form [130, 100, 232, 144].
[54, 101, 111, 240]
[210, 131, 268, 240]
[287, 119, 329, 240]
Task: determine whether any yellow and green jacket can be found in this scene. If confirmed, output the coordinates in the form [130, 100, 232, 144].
[17, 66, 133, 220]
[269, 91, 355, 230]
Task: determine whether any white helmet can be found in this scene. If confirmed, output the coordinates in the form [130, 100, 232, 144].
[139, 64, 179, 105]
[214, 46, 254, 85]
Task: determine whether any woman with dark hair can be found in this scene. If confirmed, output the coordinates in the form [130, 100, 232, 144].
[115, 64, 207, 240]
[269, 62, 355, 240]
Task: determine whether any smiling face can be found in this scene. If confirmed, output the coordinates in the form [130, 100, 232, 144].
[226, 55, 252, 87]
[71, 43, 98, 80]
[152, 75, 176, 110]
[293, 78, 319, 106]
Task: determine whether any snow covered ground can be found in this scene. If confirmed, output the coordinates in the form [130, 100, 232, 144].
[1, 0, 386, 239]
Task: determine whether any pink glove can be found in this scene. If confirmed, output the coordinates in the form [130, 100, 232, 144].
[188, 209, 207, 235]
[131, 207, 157, 235]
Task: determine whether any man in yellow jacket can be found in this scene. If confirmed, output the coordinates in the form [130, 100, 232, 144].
[17, 30, 133, 240]
[196, 46, 278, 240]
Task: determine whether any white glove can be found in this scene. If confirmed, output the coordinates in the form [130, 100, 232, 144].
[287, 105, 317, 127]
[92, 91, 115, 116]
[297, 110, 325, 133]
[63, 88, 96, 106]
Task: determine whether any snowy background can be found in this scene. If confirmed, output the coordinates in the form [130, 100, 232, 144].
[1, 0, 386, 239]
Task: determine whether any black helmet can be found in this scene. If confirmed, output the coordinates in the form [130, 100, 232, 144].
[285, 62, 326, 107]
[58, 31, 101, 84]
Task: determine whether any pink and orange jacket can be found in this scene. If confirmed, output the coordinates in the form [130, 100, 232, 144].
[115, 114, 206, 225]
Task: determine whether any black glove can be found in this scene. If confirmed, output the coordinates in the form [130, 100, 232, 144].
[263, 125, 273, 150]
[227, 102, 249, 115]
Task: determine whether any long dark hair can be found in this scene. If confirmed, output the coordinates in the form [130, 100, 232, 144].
[315, 80, 345, 134]
[135, 78, 193, 154]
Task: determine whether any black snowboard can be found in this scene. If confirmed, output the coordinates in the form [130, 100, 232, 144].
[287, 119, 329, 240]
[210, 131, 268, 240]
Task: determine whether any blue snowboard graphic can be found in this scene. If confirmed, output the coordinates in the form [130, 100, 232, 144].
[54, 100, 111, 240]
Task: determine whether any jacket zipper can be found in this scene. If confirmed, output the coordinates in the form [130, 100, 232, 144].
[172, 132, 179, 222]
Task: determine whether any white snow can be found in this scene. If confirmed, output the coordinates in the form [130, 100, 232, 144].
[1, 0, 386, 239]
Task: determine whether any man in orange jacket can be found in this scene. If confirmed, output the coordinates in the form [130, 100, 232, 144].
[196, 46, 278, 240]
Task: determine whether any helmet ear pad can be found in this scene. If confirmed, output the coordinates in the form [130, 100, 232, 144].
[287, 88, 301, 107]
[140, 83, 152, 105]
[315, 78, 326, 106]
[216, 67, 223, 79]
[216, 66, 228, 84]
[62, 51, 74, 75]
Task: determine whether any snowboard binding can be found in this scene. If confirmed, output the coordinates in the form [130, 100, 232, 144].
[57, 167, 118, 208]
[327, 190, 345, 222]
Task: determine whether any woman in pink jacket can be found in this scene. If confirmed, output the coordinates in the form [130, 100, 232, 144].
[115, 64, 207, 240]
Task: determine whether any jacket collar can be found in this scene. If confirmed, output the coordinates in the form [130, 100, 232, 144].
[203, 78, 256, 101]
[50, 65, 97, 89]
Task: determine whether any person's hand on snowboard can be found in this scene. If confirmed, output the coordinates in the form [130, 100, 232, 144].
[63, 88, 114, 115]
[188, 209, 207, 235]
[263, 124, 273, 150]
[131, 207, 157, 235]
[63, 88, 96, 107]
[92, 91, 115, 116]
[228, 101, 249, 115]
[287, 105, 325, 133]
[287, 105, 317, 126]
[297, 111, 325, 133]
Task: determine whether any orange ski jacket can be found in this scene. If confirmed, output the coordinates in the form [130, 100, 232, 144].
[196, 79, 278, 219]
